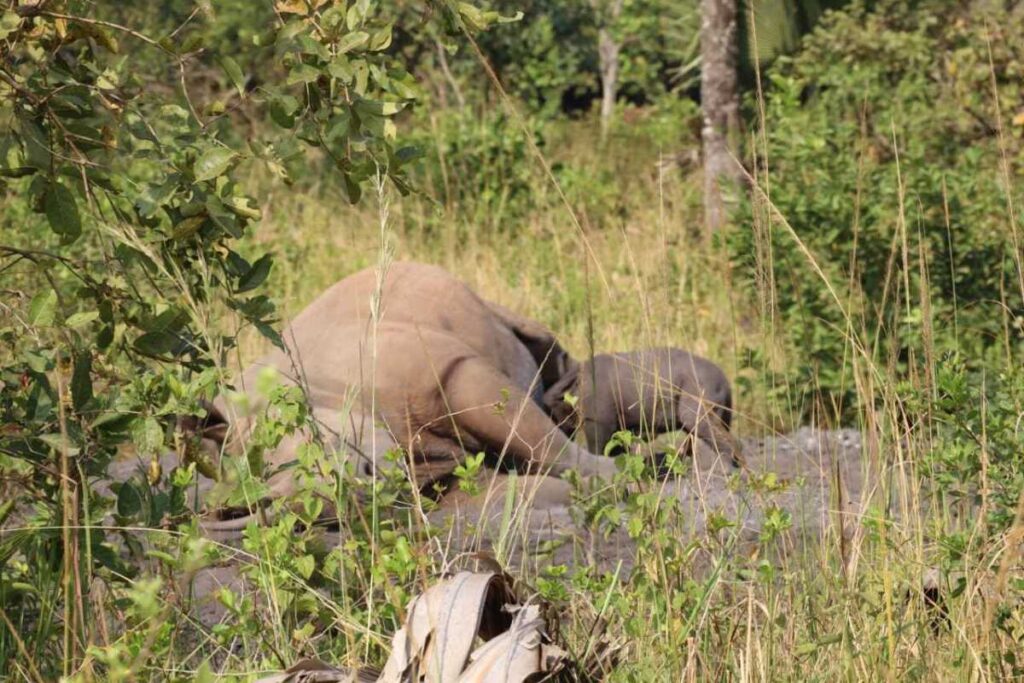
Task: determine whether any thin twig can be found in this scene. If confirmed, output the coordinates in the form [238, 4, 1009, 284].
[41, 12, 172, 53]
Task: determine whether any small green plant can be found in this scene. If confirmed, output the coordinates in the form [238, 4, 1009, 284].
[453, 451, 486, 495]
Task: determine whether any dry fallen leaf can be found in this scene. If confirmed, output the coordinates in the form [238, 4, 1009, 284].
[255, 571, 570, 683]
[255, 657, 378, 682]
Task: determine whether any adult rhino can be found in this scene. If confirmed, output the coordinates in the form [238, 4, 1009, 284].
[183, 261, 618, 510]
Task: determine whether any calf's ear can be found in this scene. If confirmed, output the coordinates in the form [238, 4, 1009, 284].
[541, 363, 580, 409]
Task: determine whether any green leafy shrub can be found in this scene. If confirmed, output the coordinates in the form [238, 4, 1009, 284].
[729, 0, 1024, 424]
[407, 107, 547, 229]
[0, 1, 508, 676]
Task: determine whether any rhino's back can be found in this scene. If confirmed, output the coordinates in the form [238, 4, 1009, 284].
[284, 261, 538, 391]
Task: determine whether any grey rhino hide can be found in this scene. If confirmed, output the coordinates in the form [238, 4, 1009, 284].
[543, 347, 741, 466]
[181, 261, 617, 509]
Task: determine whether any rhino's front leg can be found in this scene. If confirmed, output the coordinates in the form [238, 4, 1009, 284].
[442, 357, 618, 480]
[676, 394, 743, 468]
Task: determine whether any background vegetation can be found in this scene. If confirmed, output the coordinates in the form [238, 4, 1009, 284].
[1, 0, 1023, 680]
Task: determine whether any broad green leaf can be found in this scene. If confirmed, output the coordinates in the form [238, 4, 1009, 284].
[394, 145, 423, 164]
[22, 350, 50, 373]
[17, 115, 50, 170]
[205, 195, 244, 238]
[96, 70, 119, 91]
[141, 306, 189, 334]
[294, 554, 315, 579]
[179, 200, 205, 218]
[44, 182, 82, 242]
[225, 196, 262, 221]
[193, 147, 236, 182]
[368, 63, 389, 89]
[170, 215, 206, 240]
[297, 35, 329, 59]
[270, 95, 300, 128]
[28, 289, 57, 326]
[71, 353, 93, 411]
[136, 178, 178, 218]
[354, 62, 369, 95]
[116, 482, 144, 519]
[0, 12, 20, 40]
[389, 171, 412, 196]
[336, 31, 369, 54]
[326, 113, 351, 142]
[132, 416, 164, 456]
[457, 3, 522, 32]
[134, 331, 179, 356]
[39, 434, 80, 456]
[237, 254, 273, 292]
[219, 56, 246, 97]
[128, 119, 159, 143]
[0, 166, 35, 178]
[328, 56, 354, 82]
[256, 322, 284, 349]
[369, 24, 392, 51]
[287, 63, 321, 85]
[277, 18, 308, 43]
[66, 311, 100, 329]
[346, 3, 363, 30]
[91, 411, 134, 433]
[389, 75, 418, 100]
[321, 6, 346, 32]
[343, 173, 361, 204]
[355, 99, 404, 116]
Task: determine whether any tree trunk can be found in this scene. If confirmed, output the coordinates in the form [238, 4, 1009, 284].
[700, 0, 742, 233]
[595, 0, 624, 141]
[598, 26, 620, 141]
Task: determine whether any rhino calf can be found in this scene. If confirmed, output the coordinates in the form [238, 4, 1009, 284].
[543, 348, 740, 466]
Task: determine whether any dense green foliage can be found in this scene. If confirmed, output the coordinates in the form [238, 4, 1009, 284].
[731, 0, 1024, 419]
[0, 1, 512, 677]
[727, 0, 1024, 577]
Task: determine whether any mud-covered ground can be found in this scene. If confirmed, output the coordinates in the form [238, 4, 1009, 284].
[430, 428, 871, 576]
[102, 428, 873, 627]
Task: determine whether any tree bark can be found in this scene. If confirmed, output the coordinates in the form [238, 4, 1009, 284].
[596, 0, 624, 141]
[598, 26, 620, 140]
[700, 0, 742, 233]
